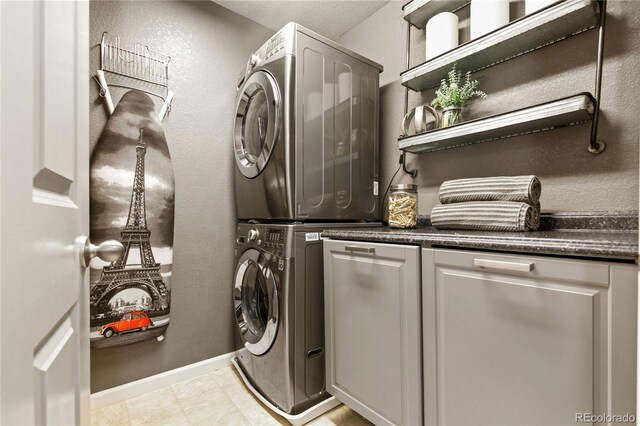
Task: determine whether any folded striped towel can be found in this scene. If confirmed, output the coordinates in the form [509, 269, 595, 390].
[439, 175, 541, 205]
[431, 201, 539, 232]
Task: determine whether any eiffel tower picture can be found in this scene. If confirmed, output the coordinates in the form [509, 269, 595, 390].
[90, 129, 170, 318]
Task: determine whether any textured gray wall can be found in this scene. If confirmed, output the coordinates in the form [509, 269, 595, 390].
[89, 1, 271, 392]
[339, 0, 639, 214]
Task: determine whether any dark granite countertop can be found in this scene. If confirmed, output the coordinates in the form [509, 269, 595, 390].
[322, 213, 639, 261]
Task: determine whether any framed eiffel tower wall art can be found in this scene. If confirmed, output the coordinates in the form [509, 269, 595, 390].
[90, 90, 175, 349]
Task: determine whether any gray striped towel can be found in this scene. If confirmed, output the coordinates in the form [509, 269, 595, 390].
[532, 202, 540, 230]
[439, 175, 541, 205]
[431, 201, 539, 232]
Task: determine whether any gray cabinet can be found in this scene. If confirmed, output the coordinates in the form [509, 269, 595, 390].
[323, 240, 422, 426]
[422, 248, 637, 426]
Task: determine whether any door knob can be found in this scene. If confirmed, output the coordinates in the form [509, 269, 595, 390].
[80, 237, 124, 267]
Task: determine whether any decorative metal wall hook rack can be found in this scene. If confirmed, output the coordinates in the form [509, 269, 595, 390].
[94, 32, 174, 122]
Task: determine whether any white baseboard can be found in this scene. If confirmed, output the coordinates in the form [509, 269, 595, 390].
[90, 351, 235, 410]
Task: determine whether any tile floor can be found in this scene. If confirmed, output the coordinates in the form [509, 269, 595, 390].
[91, 366, 373, 426]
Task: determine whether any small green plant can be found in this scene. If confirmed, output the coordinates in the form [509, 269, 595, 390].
[431, 65, 487, 109]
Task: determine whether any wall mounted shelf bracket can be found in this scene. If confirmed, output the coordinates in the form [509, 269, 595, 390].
[402, 21, 418, 178]
[588, 0, 606, 154]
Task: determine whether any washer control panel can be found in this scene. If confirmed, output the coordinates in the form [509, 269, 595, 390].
[236, 223, 292, 258]
[264, 228, 285, 251]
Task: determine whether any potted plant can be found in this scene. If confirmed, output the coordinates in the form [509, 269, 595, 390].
[431, 65, 486, 128]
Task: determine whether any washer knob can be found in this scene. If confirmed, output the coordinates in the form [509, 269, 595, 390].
[248, 229, 259, 241]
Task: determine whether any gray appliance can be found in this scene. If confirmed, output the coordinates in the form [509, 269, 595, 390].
[233, 23, 383, 221]
[232, 221, 377, 414]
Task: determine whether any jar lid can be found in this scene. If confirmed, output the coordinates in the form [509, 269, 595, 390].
[390, 183, 417, 191]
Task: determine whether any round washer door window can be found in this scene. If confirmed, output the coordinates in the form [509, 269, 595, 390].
[234, 249, 279, 355]
[234, 70, 281, 179]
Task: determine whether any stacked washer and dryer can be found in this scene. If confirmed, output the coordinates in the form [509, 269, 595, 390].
[231, 23, 383, 421]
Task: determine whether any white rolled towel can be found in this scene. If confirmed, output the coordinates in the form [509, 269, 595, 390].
[426, 12, 459, 60]
[525, 0, 556, 15]
[470, 0, 510, 39]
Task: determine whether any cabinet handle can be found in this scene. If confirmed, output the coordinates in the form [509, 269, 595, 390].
[345, 246, 375, 254]
[473, 258, 534, 272]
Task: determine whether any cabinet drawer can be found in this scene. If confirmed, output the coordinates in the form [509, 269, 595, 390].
[434, 248, 610, 287]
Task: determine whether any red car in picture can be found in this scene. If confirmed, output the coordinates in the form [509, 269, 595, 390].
[101, 311, 153, 338]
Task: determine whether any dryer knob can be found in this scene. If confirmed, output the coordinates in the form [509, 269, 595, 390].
[249, 54, 261, 68]
[248, 229, 259, 241]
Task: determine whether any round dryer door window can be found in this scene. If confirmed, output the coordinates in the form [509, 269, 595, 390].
[234, 249, 279, 355]
[234, 70, 281, 179]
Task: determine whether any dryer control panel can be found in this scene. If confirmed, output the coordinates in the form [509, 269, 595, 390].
[265, 31, 286, 59]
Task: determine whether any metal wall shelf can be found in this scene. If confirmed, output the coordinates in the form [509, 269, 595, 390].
[401, 0, 600, 91]
[398, 94, 595, 153]
[403, 0, 469, 28]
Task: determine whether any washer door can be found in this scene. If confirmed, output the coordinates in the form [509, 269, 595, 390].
[234, 249, 279, 355]
[234, 70, 281, 179]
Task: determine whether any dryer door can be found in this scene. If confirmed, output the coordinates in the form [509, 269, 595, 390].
[234, 70, 281, 179]
[234, 248, 279, 355]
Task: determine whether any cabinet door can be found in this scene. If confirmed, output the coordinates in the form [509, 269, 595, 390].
[424, 249, 609, 426]
[324, 240, 421, 426]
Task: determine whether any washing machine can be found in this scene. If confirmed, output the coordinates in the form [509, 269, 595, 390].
[232, 221, 376, 415]
[233, 23, 383, 221]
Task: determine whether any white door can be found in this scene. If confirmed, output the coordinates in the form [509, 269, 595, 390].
[1, 1, 91, 424]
